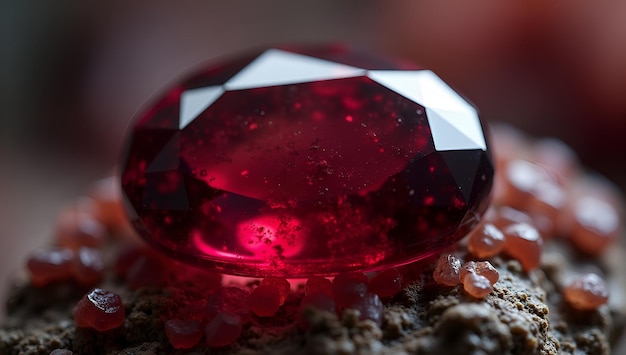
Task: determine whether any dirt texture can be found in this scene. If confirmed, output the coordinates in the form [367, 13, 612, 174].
[1, 236, 624, 355]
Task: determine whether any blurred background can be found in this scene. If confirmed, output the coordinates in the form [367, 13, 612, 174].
[1, 0, 625, 325]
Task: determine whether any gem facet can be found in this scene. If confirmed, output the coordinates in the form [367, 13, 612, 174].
[121, 46, 494, 276]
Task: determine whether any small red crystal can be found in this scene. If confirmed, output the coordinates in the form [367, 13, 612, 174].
[88, 177, 132, 233]
[459, 261, 499, 285]
[74, 288, 125, 331]
[305, 276, 333, 297]
[467, 223, 505, 258]
[502, 223, 543, 271]
[27, 247, 74, 287]
[55, 211, 106, 249]
[249, 284, 281, 317]
[260, 277, 290, 305]
[368, 268, 403, 298]
[563, 273, 609, 310]
[432, 254, 462, 286]
[164, 319, 203, 349]
[462, 273, 493, 298]
[120, 46, 494, 276]
[566, 195, 620, 255]
[332, 272, 369, 308]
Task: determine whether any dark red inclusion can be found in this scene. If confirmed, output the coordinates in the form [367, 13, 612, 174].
[121, 46, 494, 277]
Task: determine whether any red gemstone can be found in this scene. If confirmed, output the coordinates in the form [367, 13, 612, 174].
[121, 46, 494, 276]
[74, 288, 125, 331]
[27, 247, 74, 287]
[368, 268, 403, 298]
[305, 276, 333, 297]
[260, 277, 291, 305]
[249, 284, 281, 317]
[332, 272, 369, 308]
[164, 319, 203, 349]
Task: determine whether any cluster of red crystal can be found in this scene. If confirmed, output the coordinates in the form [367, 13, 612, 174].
[160, 269, 405, 349]
[73, 288, 125, 331]
[165, 286, 248, 349]
[302, 270, 401, 327]
[120, 46, 494, 277]
[491, 125, 623, 256]
[163, 277, 288, 349]
[162, 268, 404, 349]
[21, 181, 129, 339]
[23, 179, 132, 334]
[467, 219, 544, 272]
[27, 246, 105, 287]
[463, 125, 622, 309]
[26, 177, 129, 288]
[432, 255, 499, 298]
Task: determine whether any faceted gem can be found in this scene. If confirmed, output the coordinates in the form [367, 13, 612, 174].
[120, 46, 494, 276]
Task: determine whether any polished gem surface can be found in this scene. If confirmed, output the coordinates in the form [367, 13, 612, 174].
[121, 46, 494, 276]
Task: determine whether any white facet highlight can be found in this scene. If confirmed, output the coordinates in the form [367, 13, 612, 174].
[414, 71, 475, 113]
[368, 70, 474, 113]
[426, 108, 486, 151]
[368, 70, 485, 151]
[367, 71, 426, 105]
[179, 86, 224, 129]
[224, 49, 365, 90]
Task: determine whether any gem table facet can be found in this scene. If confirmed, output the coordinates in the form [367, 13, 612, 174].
[120, 46, 494, 277]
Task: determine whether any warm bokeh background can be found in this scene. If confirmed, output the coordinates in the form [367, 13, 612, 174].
[2, 0, 625, 333]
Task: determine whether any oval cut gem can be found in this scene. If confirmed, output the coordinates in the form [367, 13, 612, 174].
[120, 46, 494, 277]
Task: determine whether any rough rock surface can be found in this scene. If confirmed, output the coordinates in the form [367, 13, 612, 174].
[1, 238, 624, 355]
